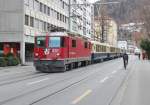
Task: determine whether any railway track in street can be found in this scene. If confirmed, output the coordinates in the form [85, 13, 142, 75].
[0, 58, 120, 87]
[0, 72, 49, 86]
[0, 58, 123, 105]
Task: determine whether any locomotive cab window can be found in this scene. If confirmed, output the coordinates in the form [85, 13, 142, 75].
[61, 37, 65, 47]
[36, 37, 46, 47]
[49, 37, 61, 48]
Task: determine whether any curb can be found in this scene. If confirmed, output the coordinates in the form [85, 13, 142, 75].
[0, 65, 21, 70]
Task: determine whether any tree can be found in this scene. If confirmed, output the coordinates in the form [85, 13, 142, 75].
[94, 0, 109, 43]
[140, 39, 150, 59]
[134, 0, 150, 38]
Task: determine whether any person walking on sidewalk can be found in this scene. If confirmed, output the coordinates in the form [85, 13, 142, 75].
[123, 53, 128, 69]
[138, 53, 140, 60]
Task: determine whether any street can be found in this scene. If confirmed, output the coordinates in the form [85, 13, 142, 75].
[0, 56, 137, 105]
[0, 0, 150, 104]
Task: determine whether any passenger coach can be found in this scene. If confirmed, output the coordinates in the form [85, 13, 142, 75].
[91, 41, 123, 63]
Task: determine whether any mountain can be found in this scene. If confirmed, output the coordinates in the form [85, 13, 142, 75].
[94, 0, 140, 24]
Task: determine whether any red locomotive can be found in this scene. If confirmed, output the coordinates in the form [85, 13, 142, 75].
[34, 32, 91, 72]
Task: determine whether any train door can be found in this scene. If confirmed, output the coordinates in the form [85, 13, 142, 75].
[68, 37, 77, 58]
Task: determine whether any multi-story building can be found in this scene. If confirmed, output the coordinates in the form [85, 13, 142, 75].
[93, 16, 110, 43]
[93, 16, 118, 46]
[107, 19, 118, 46]
[0, 0, 69, 64]
[69, 0, 93, 38]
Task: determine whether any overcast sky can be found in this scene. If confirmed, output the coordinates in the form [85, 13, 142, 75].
[89, 0, 98, 3]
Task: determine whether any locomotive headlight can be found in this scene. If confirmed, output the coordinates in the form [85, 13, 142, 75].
[35, 53, 39, 56]
[56, 53, 60, 56]
[44, 48, 49, 55]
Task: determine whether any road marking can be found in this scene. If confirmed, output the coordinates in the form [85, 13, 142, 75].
[27, 78, 49, 85]
[112, 70, 117, 74]
[100, 76, 109, 83]
[71, 89, 92, 104]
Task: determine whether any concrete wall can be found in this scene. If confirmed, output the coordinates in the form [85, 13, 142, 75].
[0, 0, 24, 42]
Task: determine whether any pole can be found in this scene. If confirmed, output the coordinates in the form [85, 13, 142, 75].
[69, 0, 71, 32]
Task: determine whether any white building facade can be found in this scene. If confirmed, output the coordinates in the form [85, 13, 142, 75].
[117, 41, 128, 50]
[69, 0, 93, 38]
[107, 19, 118, 46]
[0, 0, 69, 64]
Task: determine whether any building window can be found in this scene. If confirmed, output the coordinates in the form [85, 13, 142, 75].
[47, 7, 50, 16]
[47, 23, 51, 31]
[40, 2, 43, 12]
[72, 39, 76, 48]
[44, 5, 47, 14]
[34, 0, 40, 11]
[57, 12, 59, 20]
[51, 9, 53, 17]
[43, 22, 47, 31]
[64, 16, 66, 23]
[60, 14, 62, 21]
[39, 20, 43, 30]
[30, 16, 34, 27]
[62, 15, 64, 22]
[25, 15, 29, 26]
[62, 2, 65, 9]
[34, 18, 39, 29]
[54, 10, 57, 18]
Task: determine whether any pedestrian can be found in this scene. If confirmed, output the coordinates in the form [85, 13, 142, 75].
[138, 53, 140, 60]
[123, 52, 129, 69]
[142, 52, 146, 60]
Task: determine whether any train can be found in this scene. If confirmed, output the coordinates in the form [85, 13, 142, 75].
[34, 32, 124, 72]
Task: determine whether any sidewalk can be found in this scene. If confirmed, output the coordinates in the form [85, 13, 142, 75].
[111, 60, 150, 105]
[0, 62, 33, 70]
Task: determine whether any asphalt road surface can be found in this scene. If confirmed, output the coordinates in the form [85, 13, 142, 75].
[120, 60, 150, 105]
[0, 56, 137, 105]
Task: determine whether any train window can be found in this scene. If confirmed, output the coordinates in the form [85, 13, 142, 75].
[96, 45, 98, 52]
[61, 37, 65, 47]
[102, 46, 104, 52]
[94, 46, 96, 51]
[100, 45, 102, 52]
[104, 46, 106, 52]
[0, 43, 3, 57]
[98, 45, 100, 52]
[49, 37, 61, 48]
[72, 40, 76, 48]
[84, 42, 88, 48]
[36, 37, 46, 48]
[89, 43, 91, 49]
